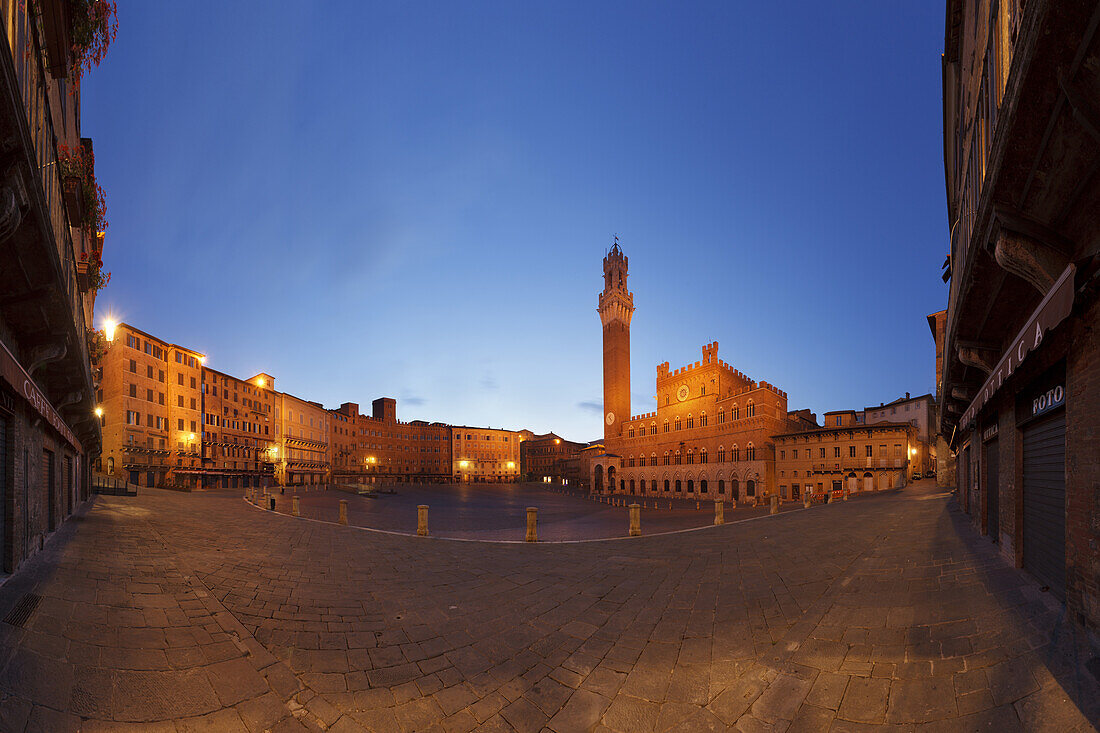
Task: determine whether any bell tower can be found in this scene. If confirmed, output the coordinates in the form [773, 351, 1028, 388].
[598, 237, 634, 443]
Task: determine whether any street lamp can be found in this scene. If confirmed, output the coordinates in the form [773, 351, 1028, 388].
[102, 317, 116, 342]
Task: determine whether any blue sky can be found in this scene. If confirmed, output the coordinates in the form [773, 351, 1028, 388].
[86, 1, 948, 441]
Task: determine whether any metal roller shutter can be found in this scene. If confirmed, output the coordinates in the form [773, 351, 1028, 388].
[1022, 411, 1066, 599]
[985, 438, 999, 543]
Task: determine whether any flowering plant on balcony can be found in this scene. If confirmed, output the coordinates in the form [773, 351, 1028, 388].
[58, 142, 107, 233]
[68, 0, 117, 85]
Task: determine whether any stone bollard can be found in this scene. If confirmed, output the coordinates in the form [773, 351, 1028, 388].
[292, 496, 300, 517]
[339, 500, 348, 525]
[269, 496, 276, 511]
[696, 501, 700, 510]
[526, 507, 538, 542]
[803, 492, 812, 508]
[629, 503, 641, 536]
[714, 501, 724, 525]
[770, 495, 779, 515]
[417, 505, 429, 536]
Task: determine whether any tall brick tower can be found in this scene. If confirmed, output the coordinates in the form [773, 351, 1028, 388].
[598, 239, 634, 443]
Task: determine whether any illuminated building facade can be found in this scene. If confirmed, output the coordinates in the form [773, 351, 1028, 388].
[273, 391, 328, 486]
[328, 399, 451, 484]
[593, 244, 797, 499]
[520, 432, 587, 483]
[98, 323, 278, 489]
[774, 417, 916, 501]
[451, 426, 522, 483]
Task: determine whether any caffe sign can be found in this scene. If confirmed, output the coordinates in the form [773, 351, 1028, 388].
[960, 264, 1075, 430]
[0, 337, 83, 452]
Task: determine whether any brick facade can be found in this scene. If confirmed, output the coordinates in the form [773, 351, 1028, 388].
[939, 0, 1100, 631]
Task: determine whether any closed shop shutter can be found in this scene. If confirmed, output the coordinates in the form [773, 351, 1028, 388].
[984, 438, 999, 542]
[1022, 411, 1066, 599]
[42, 450, 55, 531]
[0, 416, 6, 562]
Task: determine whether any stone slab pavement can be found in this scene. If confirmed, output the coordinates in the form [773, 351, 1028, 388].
[0, 480, 1097, 731]
[259, 483, 809, 541]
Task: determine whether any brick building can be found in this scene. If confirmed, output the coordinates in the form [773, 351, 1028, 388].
[593, 243, 800, 500]
[0, 1, 109, 572]
[863, 392, 937, 476]
[98, 323, 280, 490]
[273, 391, 328, 486]
[938, 0, 1100, 630]
[774, 419, 917, 501]
[329, 398, 451, 484]
[451, 426, 523, 483]
[520, 432, 586, 483]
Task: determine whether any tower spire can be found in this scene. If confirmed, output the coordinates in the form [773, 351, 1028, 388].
[598, 240, 634, 444]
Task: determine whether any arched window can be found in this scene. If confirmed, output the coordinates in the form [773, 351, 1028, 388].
[687, 479, 695, 493]
[747, 400, 755, 417]
[686, 448, 694, 465]
[638, 456, 645, 467]
[663, 420, 670, 433]
[675, 479, 682, 492]
[717, 446, 725, 462]
[650, 422, 657, 435]
[628, 427, 635, 438]
[700, 479, 708, 493]
[718, 409, 725, 424]
[675, 417, 682, 430]
[686, 414, 693, 429]
[731, 478, 739, 499]
[746, 443, 756, 461]
[639, 479, 646, 492]
[700, 448, 708, 464]
[700, 412, 708, 427]
[731, 444, 740, 461]
[628, 455, 635, 467]
[629, 479, 635, 492]
[675, 450, 682, 465]
[732, 404, 740, 420]
[664, 479, 670, 492]
[663, 451, 670, 466]
[651, 452, 657, 465]
[746, 479, 756, 496]
[718, 479, 725, 494]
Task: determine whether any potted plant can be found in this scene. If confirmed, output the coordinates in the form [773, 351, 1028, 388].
[67, 0, 117, 87]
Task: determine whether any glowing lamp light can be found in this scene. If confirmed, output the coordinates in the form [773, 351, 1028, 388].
[459, 460, 469, 468]
[94, 406, 103, 417]
[103, 318, 117, 342]
[188, 433, 196, 442]
[554, 439, 561, 444]
[507, 462, 515, 469]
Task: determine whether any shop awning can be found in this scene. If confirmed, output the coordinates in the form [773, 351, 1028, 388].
[960, 264, 1076, 430]
[0, 338, 82, 452]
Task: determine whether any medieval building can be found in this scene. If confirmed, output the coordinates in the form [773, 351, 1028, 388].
[592, 243, 795, 500]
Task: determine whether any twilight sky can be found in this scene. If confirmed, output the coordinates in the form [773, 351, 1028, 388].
[86, 1, 947, 441]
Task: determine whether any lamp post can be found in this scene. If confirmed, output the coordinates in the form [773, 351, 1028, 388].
[198, 355, 206, 489]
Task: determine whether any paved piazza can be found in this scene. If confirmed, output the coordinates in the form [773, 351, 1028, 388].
[264, 484, 802, 541]
[0, 482, 1098, 732]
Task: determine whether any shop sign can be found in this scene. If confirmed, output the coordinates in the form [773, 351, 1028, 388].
[982, 423, 998, 441]
[960, 264, 1075, 430]
[0, 338, 83, 452]
[1030, 384, 1065, 419]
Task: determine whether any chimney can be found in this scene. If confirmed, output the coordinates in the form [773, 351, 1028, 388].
[905, 392, 910, 399]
